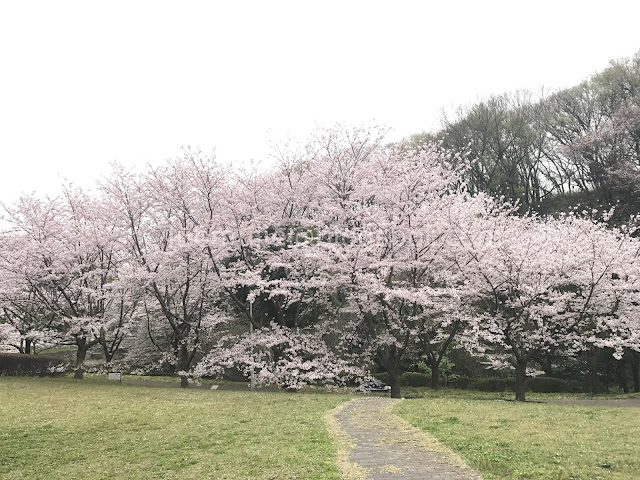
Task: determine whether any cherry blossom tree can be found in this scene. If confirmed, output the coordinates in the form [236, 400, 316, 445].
[100, 156, 230, 387]
[193, 322, 362, 389]
[190, 138, 359, 385]
[1, 186, 141, 378]
[0, 230, 60, 354]
[451, 206, 640, 401]
[0, 201, 64, 354]
[452, 213, 569, 401]
[257, 125, 491, 397]
[0, 281, 60, 354]
[2, 123, 638, 399]
[562, 215, 640, 393]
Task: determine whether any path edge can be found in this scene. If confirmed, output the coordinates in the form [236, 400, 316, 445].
[324, 400, 369, 480]
[385, 399, 480, 473]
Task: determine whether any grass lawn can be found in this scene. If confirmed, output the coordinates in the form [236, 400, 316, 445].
[394, 390, 640, 480]
[0, 377, 351, 480]
[59, 372, 248, 386]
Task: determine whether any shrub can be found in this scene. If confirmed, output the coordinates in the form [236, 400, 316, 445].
[453, 376, 577, 393]
[452, 376, 472, 389]
[528, 376, 576, 393]
[401, 372, 431, 387]
[453, 376, 515, 392]
[373, 372, 431, 387]
[472, 377, 515, 392]
[415, 361, 432, 376]
[0, 353, 65, 376]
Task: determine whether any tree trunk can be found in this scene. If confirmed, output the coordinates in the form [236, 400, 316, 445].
[542, 352, 553, 377]
[430, 363, 440, 389]
[24, 339, 32, 355]
[387, 369, 401, 399]
[587, 347, 601, 394]
[178, 343, 190, 388]
[616, 358, 629, 394]
[103, 344, 115, 365]
[377, 343, 404, 398]
[514, 360, 527, 402]
[630, 352, 640, 393]
[101, 340, 114, 364]
[75, 347, 87, 380]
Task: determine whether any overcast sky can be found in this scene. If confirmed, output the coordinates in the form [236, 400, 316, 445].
[1, 0, 639, 205]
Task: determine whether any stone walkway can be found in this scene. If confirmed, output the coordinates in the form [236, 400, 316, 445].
[333, 397, 482, 480]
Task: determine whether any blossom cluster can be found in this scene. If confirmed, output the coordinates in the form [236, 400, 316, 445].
[1, 125, 639, 398]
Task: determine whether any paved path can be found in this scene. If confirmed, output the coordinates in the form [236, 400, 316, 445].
[334, 397, 482, 480]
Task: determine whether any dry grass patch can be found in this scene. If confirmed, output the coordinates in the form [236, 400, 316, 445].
[323, 403, 368, 480]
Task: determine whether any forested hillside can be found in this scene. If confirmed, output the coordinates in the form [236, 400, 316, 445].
[408, 50, 640, 223]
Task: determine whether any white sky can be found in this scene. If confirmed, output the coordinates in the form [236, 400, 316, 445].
[1, 0, 639, 205]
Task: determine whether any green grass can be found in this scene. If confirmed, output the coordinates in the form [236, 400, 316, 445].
[395, 392, 640, 480]
[118, 374, 237, 385]
[0, 377, 351, 479]
[59, 372, 247, 386]
[401, 387, 640, 401]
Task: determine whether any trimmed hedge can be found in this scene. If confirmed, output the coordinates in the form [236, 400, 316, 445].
[453, 376, 515, 392]
[528, 376, 577, 393]
[372, 373, 577, 393]
[0, 353, 65, 376]
[454, 375, 576, 393]
[374, 372, 431, 387]
[402, 372, 431, 387]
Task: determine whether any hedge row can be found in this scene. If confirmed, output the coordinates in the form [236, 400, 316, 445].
[0, 353, 65, 376]
[529, 377, 580, 393]
[453, 376, 514, 391]
[454, 376, 577, 393]
[375, 372, 431, 387]
[374, 372, 577, 393]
